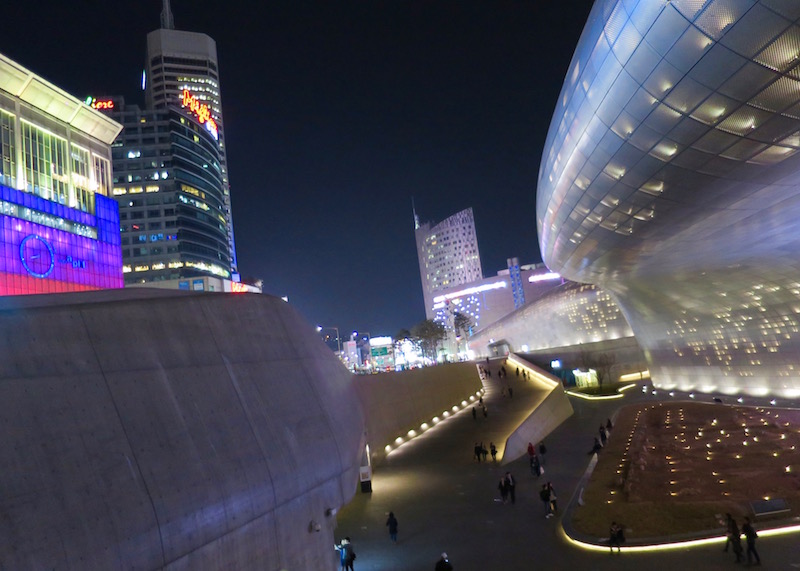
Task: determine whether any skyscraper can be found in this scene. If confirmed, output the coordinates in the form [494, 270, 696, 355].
[107, 98, 231, 286]
[415, 207, 483, 320]
[144, 0, 238, 277]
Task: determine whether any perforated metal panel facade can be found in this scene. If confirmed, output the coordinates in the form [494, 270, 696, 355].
[538, 0, 800, 397]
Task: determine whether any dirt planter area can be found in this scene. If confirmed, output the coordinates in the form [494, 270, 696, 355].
[571, 401, 800, 539]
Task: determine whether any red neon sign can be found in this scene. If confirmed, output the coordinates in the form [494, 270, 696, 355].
[85, 97, 114, 110]
[181, 89, 219, 140]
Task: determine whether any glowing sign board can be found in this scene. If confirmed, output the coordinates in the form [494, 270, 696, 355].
[84, 97, 115, 110]
[180, 89, 219, 140]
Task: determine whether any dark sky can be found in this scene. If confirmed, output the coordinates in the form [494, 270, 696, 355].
[3, 0, 593, 339]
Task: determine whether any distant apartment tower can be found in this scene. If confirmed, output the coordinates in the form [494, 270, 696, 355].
[415, 207, 483, 319]
[144, 0, 238, 276]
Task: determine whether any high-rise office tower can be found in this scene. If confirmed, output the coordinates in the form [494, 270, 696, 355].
[415, 207, 483, 320]
[144, 0, 238, 277]
[106, 97, 230, 286]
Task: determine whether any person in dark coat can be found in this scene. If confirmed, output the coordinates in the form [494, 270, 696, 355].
[435, 552, 454, 570]
[742, 517, 760, 565]
[498, 477, 509, 504]
[490, 442, 497, 462]
[540, 484, 552, 517]
[530, 453, 541, 477]
[505, 472, 516, 504]
[728, 518, 743, 563]
[335, 537, 355, 570]
[609, 521, 623, 553]
[386, 512, 398, 543]
[538, 441, 547, 465]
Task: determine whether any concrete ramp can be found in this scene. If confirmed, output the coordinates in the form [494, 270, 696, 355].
[501, 354, 573, 464]
[0, 289, 364, 570]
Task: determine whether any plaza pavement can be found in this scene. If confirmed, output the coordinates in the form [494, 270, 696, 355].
[334, 358, 800, 570]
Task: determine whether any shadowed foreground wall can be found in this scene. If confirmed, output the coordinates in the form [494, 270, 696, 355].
[354, 362, 483, 465]
[0, 289, 364, 570]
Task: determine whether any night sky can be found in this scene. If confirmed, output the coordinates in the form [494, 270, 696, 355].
[3, 0, 593, 339]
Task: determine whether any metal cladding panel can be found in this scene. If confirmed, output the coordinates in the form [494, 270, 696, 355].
[536, 0, 800, 396]
[0, 291, 365, 569]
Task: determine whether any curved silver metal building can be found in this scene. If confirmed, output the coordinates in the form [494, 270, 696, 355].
[538, 0, 800, 397]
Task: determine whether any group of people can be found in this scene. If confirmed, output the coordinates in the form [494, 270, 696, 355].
[497, 471, 516, 504]
[724, 513, 760, 565]
[539, 481, 558, 518]
[527, 441, 547, 477]
[473, 441, 498, 462]
[589, 418, 613, 455]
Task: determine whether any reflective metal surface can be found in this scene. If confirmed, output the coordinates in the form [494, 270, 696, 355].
[538, 0, 800, 397]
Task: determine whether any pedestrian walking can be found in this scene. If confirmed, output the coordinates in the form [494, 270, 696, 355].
[474, 442, 482, 462]
[435, 552, 454, 571]
[516, 367, 519, 377]
[742, 516, 760, 565]
[547, 481, 557, 513]
[335, 537, 356, 571]
[482, 405, 488, 418]
[609, 521, 623, 553]
[540, 484, 553, 517]
[472, 407, 477, 420]
[498, 477, 509, 504]
[508, 387, 513, 399]
[727, 517, 743, 563]
[723, 513, 735, 552]
[539, 441, 547, 465]
[490, 442, 497, 462]
[606, 418, 613, 430]
[386, 512, 398, 543]
[505, 472, 516, 504]
[527, 442, 535, 458]
[530, 453, 541, 477]
[480, 443, 488, 462]
[599, 425, 607, 445]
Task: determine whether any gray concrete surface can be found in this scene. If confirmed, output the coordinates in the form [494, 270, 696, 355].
[335, 358, 800, 571]
[0, 289, 364, 570]
[354, 362, 483, 467]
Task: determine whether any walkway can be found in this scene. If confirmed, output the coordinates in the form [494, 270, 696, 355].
[334, 359, 800, 570]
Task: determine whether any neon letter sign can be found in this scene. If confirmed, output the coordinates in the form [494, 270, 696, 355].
[181, 89, 219, 140]
[85, 97, 114, 110]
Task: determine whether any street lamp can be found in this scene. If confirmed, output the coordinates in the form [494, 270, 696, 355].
[316, 325, 341, 353]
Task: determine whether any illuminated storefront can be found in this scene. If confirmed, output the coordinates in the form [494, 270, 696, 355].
[0, 53, 123, 295]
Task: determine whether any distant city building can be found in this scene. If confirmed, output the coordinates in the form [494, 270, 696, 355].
[105, 99, 232, 284]
[145, 0, 238, 278]
[433, 262, 563, 337]
[0, 53, 123, 295]
[414, 207, 482, 320]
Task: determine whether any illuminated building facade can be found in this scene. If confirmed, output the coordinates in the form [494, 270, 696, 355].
[0, 53, 123, 295]
[432, 263, 564, 335]
[537, 0, 800, 397]
[107, 99, 231, 284]
[469, 282, 634, 357]
[144, 0, 238, 277]
[415, 207, 483, 320]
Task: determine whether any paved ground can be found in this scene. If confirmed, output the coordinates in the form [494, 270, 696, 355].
[334, 358, 800, 570]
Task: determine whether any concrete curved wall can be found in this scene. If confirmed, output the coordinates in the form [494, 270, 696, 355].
[354, 362, 484, 465]
[0, 289, 364, 570]
[537, 0, 800, 397]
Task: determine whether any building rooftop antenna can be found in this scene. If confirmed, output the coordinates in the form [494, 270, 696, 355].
[161, 0, 175, 29]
